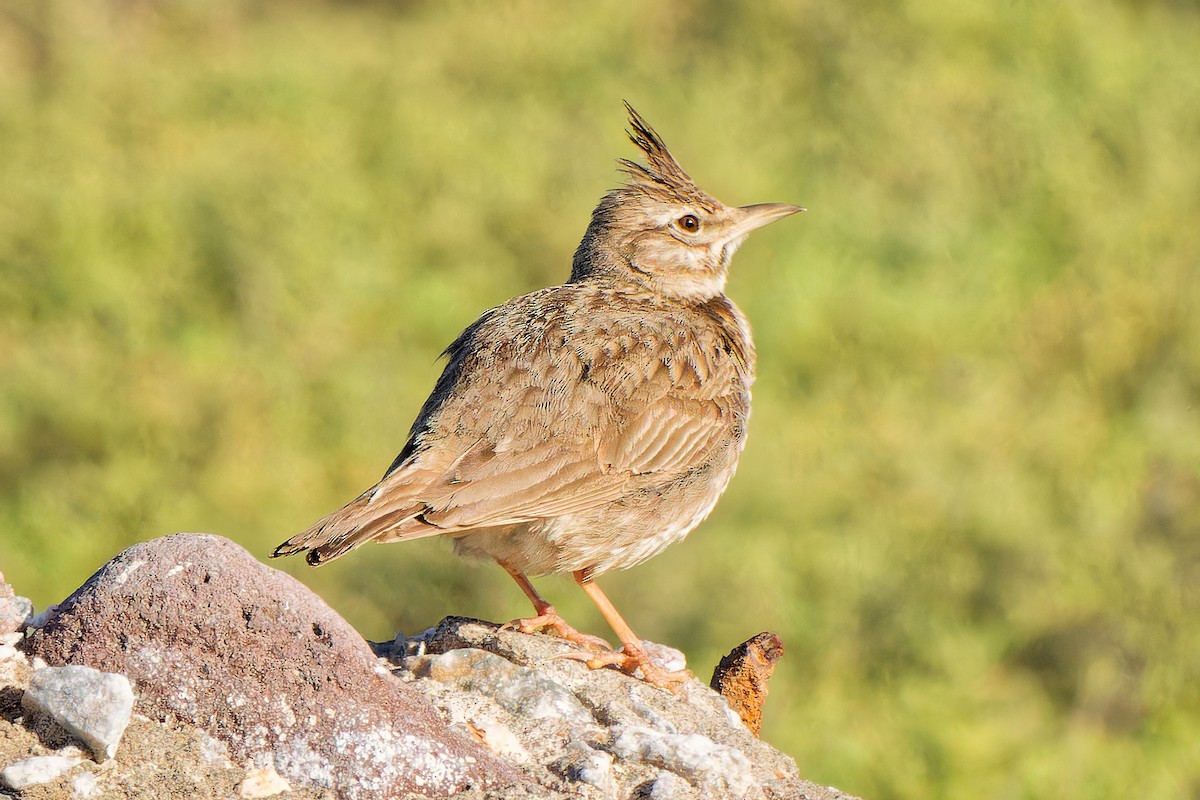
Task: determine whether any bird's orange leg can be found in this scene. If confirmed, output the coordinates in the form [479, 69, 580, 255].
[496, 561, 611, 652]
[571, 570, 692, 691]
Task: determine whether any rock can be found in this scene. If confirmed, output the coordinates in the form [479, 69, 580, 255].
[6, 537, 858, 800]
[410, 647, 593, 724]
[194, 729, 236, 769]
[0, 571, 34, 635]
[709, 631, 785, 736]
[395, 615, 857, 800]
[606, 726, 758, 797]
[0, 754, 84, 790]
[0, 655, 317, 799]
[22, 534, 521, 799]
[0, 641, 22, 662]
[643, 770, 692, 799]
[0, 597, 33, 634]
[22, 664, 134, 760]
[464, 718, 531, 763]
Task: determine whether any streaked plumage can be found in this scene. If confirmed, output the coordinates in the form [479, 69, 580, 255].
[273, 104, 801, 688]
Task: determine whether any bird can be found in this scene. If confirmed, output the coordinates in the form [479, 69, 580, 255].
[273, 103, 802, 689]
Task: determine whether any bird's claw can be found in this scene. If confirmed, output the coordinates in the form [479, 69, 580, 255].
[557, 647, 692, 692]
[500, 612, 613, 653]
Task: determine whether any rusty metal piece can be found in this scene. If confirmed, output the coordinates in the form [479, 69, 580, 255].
[709, 632, 785, 736]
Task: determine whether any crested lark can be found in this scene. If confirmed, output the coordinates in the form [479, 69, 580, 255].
[273, 104, 801, 689]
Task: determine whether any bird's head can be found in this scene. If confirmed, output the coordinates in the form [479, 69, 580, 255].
[571, 103, 802, 301]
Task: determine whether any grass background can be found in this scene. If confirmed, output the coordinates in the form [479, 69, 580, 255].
[2, 1, 1198, 797]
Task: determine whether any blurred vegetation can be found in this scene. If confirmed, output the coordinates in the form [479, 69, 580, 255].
[1, 1, 1198, 797]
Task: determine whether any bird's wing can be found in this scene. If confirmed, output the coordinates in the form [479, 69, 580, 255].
[411, 315, 738, 530]
[274, 287, 745, 564]
[408, 402, 731, 533]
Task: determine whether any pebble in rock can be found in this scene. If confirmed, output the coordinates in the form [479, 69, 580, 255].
[645, 769, 692, 799]
[239, 765, 293, 798]
[0, 755, 84, 791]
[22, 665, 135, 760]
[0, 639, 23, 663]
[415, 647, 594, 724]
[72, 771, 101, 798]
[607, 725, 761, 798]
[466, 718, 531, 763]
[0, 594, 33, 635]
[548, 740, 614, 795]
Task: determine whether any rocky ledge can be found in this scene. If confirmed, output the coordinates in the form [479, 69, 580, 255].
[0, 533, 857, 800]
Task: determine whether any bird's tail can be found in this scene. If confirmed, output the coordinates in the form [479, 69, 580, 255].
[271, 484, 440, 566]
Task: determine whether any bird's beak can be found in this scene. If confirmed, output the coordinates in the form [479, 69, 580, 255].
[733, 203, 805, 237]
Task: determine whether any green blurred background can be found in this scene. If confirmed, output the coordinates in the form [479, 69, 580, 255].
[2, 1, 1198, 797]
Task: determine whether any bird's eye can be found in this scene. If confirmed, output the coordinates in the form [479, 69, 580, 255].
[677, 214, 700, 233]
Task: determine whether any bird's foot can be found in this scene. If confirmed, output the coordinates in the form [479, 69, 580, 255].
[500, 611, 612, 653]
[560, 643, 692, 692]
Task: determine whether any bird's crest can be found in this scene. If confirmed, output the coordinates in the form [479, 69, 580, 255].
[619, 102, 720, 211]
